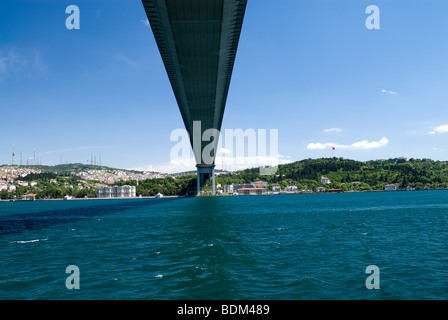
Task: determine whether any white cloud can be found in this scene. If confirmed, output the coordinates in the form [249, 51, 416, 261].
[42, 146, 105, 155]
[33, 51, 48, 79]
[116, 53, 140, 70]
[348, 137, 389, 149]
[141, 19, 150, 28]
[0, 47, 48, 81]
[219, 147, 232, 154]
[306, 142, 327, 150]
[381, 89, 397, 95]
[429, 124, 448, 134]
[323, 128, 342, 133]
[132, 158, 196, 174]
[130, 155, 291, 174]
[0, 47, 24, 81]
[307, 137, 389, 150]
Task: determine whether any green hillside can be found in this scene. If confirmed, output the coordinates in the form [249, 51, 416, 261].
[215, 157, 448, 191]
[2, 158, 447, 200]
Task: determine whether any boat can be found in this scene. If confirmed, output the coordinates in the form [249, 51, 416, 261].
[156, 193, 163, 198]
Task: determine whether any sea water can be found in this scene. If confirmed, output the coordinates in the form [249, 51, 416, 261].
[0, 190, 447, 299]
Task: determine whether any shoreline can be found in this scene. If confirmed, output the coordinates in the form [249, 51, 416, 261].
[0, 195, 187, 202]
[1, 189, 446, 202]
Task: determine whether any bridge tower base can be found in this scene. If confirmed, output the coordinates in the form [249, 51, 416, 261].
[196, 165, 215, 196]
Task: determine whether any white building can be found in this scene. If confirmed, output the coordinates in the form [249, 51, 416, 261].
[285, 185, 298, 192]
[320, 176, 331, 184]
[97, 185, 136, 198]
[384, 184, 398, 191]
[223, 184, 234, 194]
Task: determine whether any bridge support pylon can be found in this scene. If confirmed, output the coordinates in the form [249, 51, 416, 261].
[196, 165, 216, 196]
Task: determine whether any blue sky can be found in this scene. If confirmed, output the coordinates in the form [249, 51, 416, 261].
[1, 0, 447, 173]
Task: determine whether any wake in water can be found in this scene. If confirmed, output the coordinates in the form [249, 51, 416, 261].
[8, 239, 48, 244]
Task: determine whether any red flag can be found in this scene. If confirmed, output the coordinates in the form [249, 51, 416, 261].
[332, 147, 335, 150]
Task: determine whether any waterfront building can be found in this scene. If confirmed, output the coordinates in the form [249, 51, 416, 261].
[384, 184, 398, 191]
[233, 183, 255, 191]
[97, 185, 136, 198]
[252, 181, 268, 188]
[223, 184, 234, 194]
[237, 188, 267, 196]
[271, 183, 281, 191]
[22, 194, 36, 201]
[317, 187, 326, 193]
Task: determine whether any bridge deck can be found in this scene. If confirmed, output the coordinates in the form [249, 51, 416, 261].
[142, 0, 247, 168]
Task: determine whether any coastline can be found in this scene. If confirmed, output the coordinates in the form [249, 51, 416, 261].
[0, 195, 187, 202]
[2, 188, 447, 202]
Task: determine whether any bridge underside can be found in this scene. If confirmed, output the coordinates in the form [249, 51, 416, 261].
[142, 0, 247, 194]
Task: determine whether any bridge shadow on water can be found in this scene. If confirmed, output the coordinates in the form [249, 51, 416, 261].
[0, 197, 183, 237]
[165, 196, 257, 299]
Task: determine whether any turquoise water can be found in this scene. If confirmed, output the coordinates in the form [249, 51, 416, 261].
[0, 191, 447, 300]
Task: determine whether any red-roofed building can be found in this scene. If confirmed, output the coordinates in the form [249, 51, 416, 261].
[22, 194, 36, 201]
[320, 176, 331, 184]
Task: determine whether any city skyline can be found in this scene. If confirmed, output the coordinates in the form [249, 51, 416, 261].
[1, 0, 447, 173]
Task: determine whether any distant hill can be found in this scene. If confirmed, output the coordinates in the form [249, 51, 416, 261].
[3, 157, 448, 192]
[2, 163, 146, 174]
[17, 163, 121, 173]
[2, 157, 447, 200]
[215, 157, 448, 191]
